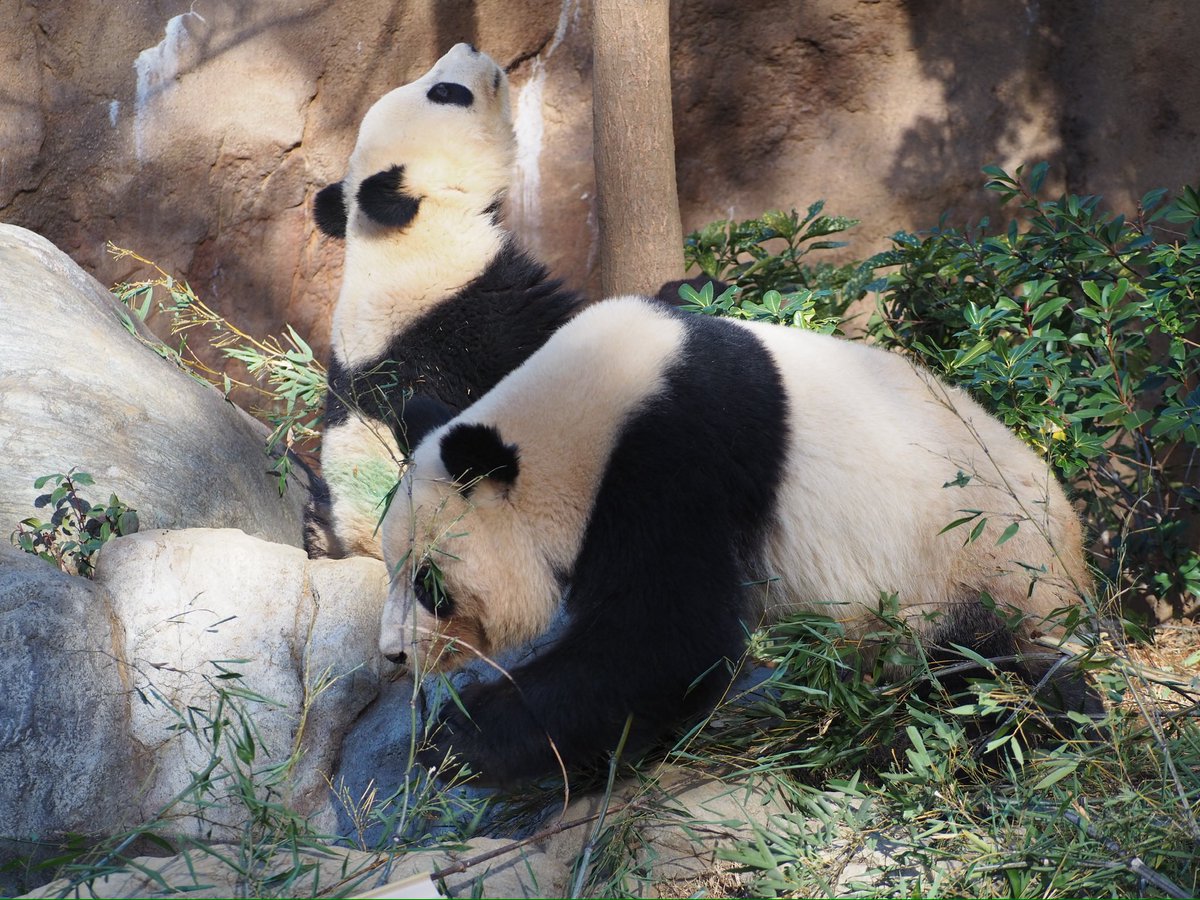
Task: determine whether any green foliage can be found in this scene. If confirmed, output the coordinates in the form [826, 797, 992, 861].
[682, 596, 1094, 779]
[683, 201, 873, 325]
[866, 165, 1200, 616]
[677, 280, 842, 333]
[110, 245, 327, 495]
[11, 470, 138, 577]
[686, 606, 1199, 899]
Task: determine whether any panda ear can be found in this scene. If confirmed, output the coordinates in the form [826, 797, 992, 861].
[397, 395, 456, 454]
[357, 165, 421, 229]
[440, 423, 520, 494]
[314, 181, 347, 238]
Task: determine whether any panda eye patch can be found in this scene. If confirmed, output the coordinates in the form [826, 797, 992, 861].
[414, 563, 456, 617]
[427, 81, 474, 107]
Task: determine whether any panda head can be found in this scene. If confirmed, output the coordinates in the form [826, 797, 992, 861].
[379, 421, 562, 675]
[315, 43, 512, 240]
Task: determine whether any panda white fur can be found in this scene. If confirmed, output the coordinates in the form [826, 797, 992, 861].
[378, 297, 1095, 785]
[306, 43, 584, 559]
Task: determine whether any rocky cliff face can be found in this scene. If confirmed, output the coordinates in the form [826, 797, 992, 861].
[2, 0, 1197, 369]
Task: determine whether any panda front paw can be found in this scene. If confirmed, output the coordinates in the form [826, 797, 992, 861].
[418, 705, 480, 783]
[419, 689, 556, 786]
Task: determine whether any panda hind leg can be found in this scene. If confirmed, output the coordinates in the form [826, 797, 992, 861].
[926, 597, 1104, 736]
[302, 475, 344, 559]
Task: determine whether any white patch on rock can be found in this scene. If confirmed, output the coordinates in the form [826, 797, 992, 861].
[512, 59, 547, 242]
[133, 9, 204, 160]
[108, 99, 119, 127]
[511, 0, 577, 250]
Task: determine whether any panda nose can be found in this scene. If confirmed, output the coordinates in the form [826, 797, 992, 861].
[385, 650, 408, 666]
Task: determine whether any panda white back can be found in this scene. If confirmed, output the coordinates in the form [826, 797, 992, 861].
[741, 319, 1089, 642]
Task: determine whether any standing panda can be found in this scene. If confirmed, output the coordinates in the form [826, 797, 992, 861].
[377, 297, 1096, 785]
[306, 43, 584, 559]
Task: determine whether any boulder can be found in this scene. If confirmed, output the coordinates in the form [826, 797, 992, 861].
[92, 528, 388, 835]
[1, 528, 389, 895]
[0, 544, 137, 897]
[22, 767, 785, 899]
[0, 224, 306, 548]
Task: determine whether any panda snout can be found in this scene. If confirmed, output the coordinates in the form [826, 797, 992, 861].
[385, 649, 408, 666]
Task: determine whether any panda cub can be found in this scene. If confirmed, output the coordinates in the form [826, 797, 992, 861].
[306, 43, 584, 559]
[378, 297, 1095, 785]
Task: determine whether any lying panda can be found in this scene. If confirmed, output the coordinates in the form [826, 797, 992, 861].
[305, 42, 584, 558]
[378, 296, 1095, 785]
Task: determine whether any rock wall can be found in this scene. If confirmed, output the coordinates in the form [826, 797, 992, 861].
[2, 0, 1198, 369]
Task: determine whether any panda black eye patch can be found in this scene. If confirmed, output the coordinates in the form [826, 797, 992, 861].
[414, 563, 456, 617]
[427, 81, 474, 107]
[357, 165, 421, 229]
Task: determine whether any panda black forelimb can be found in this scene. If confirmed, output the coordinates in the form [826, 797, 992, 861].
[418, 607, 749, 786]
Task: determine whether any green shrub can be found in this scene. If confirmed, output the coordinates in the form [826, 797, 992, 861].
[12, 470, 138, 578]
[683, 201, 873, 327]
[865, 166, 1200, 619]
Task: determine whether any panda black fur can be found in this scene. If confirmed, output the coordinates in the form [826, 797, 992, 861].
[305, 43, 584, 559]
[378, 297, 1096, 785]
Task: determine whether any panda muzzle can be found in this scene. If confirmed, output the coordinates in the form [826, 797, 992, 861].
[385, 649, 408, 666]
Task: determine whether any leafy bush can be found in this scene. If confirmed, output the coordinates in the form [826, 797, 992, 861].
[11, 470, 138, 578]
[866, 166, 1200, 620]
[683, 201, 872, 326]
[675, 281, 843, 334]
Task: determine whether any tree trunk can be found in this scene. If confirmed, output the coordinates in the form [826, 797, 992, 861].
[591, 0, 685, 298]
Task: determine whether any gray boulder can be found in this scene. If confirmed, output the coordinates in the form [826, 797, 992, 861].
[0, 224, 305, 547]
[0, 543, 138, 897]
[1, 528, 389, 895]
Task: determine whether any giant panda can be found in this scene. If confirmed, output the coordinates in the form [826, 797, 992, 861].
[377, 296, 1097, 785]
[306, 42, 584, 559]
